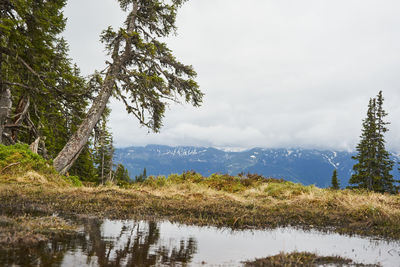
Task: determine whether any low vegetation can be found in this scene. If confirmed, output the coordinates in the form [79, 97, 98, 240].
[0, 215, 77, 246]
[1, 144, 400, 246]
[243, 252, 379, 267]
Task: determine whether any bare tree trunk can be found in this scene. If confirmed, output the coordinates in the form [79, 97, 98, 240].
[29, 137, 40, 154]
[101, 139, 105, 184]
[11, 96, 30, 142]
[53, 77, 115, 174]
[53, 3, 138, 175]
[0, 87, 11, 144]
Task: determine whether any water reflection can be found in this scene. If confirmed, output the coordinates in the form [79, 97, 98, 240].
[0, 219, 197, 267]
[1, 218, 399, 266]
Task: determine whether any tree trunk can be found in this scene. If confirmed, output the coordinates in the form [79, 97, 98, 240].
[0, 87, 12, 144]
[29, 137, 40, 154]
[53, 4, 138, 174]
[53, 75, 116, 174]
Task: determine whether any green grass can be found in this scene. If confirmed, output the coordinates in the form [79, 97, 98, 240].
[0, 144, 81, 187]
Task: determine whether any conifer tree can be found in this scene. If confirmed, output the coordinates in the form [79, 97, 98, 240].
[375, 91, 397, 193]
[93, 108, 114, 184]
[114, 164, 131, 185]
[331, 169, 340, 190]
[350, 91, 397, 193]
[0, 0, 98, 180]
[53, 0, 203, 174]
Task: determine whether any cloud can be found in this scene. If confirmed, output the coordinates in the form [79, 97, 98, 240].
[64, 0, 400, 152]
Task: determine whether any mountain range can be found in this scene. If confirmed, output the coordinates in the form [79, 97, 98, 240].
[114, 145, 400, 188]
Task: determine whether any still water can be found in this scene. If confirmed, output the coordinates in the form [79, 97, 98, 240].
[2, 218, 400, 266]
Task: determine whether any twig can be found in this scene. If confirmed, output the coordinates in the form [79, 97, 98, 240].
[0, 162, 21, 174]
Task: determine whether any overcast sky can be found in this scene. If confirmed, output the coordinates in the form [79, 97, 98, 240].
[64, 0, 400, 152]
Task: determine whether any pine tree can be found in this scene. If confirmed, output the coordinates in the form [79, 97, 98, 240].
[53, 0, 203, 174]
[114, 164, 131, 185]
[331, 169, 340, 190]
[135, 168, 147, 183]
[93, 107, 114, 184]
[350, 91, 397, 193]
[375, 91, 397, 193]
[1, 1, 99, 180]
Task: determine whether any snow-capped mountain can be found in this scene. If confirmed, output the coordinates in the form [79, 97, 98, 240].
[114, 145, 400, 188]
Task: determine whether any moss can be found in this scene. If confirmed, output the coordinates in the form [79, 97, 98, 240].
[0, 144, 53, 174]
[0, 144, 84, 187]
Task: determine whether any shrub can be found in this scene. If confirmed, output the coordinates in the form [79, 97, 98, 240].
[263, 181, 315, 199]
[143, 175, 168, 187]
[64, 175, 83, 187]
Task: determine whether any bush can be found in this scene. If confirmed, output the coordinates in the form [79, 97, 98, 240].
[143, 175, 168, 187]
[263, 181, 315, 199]
[64, 175, 83, 187]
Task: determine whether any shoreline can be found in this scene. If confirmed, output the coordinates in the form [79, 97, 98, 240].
[1, 173, 399, 243]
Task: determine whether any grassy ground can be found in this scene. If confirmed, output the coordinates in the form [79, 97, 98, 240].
[1, 168, 400, 241]
[0, 215, 77, 246]
[243, 252, 380, 267]
[1, 144, 400, 242]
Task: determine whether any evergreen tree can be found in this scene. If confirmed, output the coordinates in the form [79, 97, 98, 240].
[114, 164, 131, 185]
[135, 168, 147, 183]
[331, 169, 340, 190]
[93, 107, 114, 184]
[0, 1, 97, 180]
[375, 91, 397, 192]
[54, 0, 203, 174]
[350, 91, 397, 193]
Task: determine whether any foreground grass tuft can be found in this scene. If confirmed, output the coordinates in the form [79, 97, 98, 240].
[243, 252, 380, 267]
[0, 215, 77, 246]
[0, 144, 82, 187]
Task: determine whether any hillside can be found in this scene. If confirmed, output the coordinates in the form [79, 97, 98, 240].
[115, 145, 400, 187]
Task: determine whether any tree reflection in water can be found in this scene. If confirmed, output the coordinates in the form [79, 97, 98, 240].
[0, 219, 198, 267]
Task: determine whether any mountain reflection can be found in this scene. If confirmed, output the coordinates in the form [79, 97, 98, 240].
[0, 219, 198, 267]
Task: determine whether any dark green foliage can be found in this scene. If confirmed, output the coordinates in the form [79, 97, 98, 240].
[134, 167, 147, 183]
[114, 164, 131, 186]
[53, 0, 203, 174]
[0, 0, 98, 181]
[331, 169, 340, 190]
[93, 108, 114, 184]
[100, 0, 203, 132]
[350, 91, 398, 193]
[69, 146, 97, 183]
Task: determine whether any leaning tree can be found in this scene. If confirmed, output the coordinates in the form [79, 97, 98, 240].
[53, 0, 203, 174]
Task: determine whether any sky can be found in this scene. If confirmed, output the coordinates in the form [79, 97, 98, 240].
[63, 0, 400, 152]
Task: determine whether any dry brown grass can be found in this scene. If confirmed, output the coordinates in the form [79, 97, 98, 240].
[243, 252, 380, 267]
[0, 215, 77, 246]
[1, 172, 399, 240]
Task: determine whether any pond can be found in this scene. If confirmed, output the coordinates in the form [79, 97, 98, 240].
[1, 218, 399, 266]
